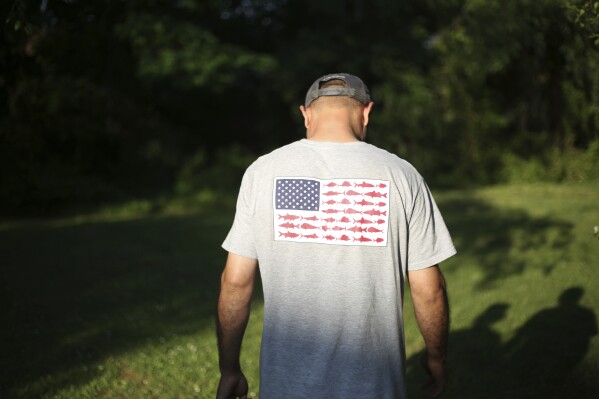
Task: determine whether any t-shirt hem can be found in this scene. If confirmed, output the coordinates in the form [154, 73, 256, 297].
[221, 242, 258, 260]
[408, 246, 457, 270]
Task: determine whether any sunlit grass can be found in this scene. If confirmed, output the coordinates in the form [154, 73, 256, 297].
[1, 183, 598, 398]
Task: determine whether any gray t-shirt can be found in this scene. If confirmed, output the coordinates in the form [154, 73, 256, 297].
[222, 139, 456, 399]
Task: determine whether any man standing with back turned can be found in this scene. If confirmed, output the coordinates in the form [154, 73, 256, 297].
[216, 73, 456, 399]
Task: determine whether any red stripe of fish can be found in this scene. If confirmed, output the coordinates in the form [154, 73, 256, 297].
[353, 217, 373, 225]
[323, 182, 337, 187]
[354, 181, 375, 188]
[353, 235, 372, 243]
[321, 200, 336, 206]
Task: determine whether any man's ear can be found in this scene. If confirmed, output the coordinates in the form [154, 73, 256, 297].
[299, 105, 312, 129]
[362, 102, 374, 127]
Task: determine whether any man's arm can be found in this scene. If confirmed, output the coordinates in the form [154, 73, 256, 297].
[216, 252, 258, 399]
[408, 265, 449, 398]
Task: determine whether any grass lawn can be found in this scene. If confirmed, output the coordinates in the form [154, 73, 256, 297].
[1, 183, 598, 398]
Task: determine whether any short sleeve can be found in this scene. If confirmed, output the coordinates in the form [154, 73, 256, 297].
[222, 166, 258, 260]
[407, 178, 456, 270]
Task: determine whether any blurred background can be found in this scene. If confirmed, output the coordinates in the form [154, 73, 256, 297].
[1, 1, 598, 398]
[1, 0, 598, 215]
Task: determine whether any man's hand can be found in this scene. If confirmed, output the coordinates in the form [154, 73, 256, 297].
[420, 351, 446, 398]
[409, 265, 449, 398]
[216, 370, 249, 399]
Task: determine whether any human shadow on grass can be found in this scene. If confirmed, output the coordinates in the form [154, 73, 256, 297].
[407, 287, 598, 399]
[0, 209, 255, 398]
[437, 197, 573, 287]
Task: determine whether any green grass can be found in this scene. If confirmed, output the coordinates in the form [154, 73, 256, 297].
[1, 183, 598, 398]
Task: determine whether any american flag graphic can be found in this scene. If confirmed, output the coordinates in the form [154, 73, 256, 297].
[273, 177, 390, 247]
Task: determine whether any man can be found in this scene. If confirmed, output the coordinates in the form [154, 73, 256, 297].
[216, 73, 456, 399]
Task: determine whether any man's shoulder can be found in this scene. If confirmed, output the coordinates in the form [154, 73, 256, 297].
[362, 142, 422, 177]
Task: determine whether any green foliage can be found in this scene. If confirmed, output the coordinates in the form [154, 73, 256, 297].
[1, 0, 599, 214]
[500, 139, 599, 183]
[116, 14, 276, 90]
[175, 146, 257, 195]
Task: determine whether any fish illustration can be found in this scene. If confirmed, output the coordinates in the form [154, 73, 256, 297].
[300, 223, 318, 229]
[339, 198, 351, 205]
[279, 231, 300, 238]
[322, 217, 336, 223]
[354, 181, 375, 188]
[323, 235, 336, 241]
[322, 209, 341, 214]
[353, 217, 373, 225]
[340, 181, 352, 187]
[338, 216, 351, 223]
[323, 182, 337, 187]
[338, 234, 351, 241]
[323, 191, 342, 196]
[344, 208, 362, 215]
[367, 227, 383, 233]
[363, 209, 386, 217]
[346, 226, 366, 233]
[354, 199, 374, 206]
[344, 190, 361, 196]
[375, 219, 385, 224]
[364, 191, 387, 198]
[279, 222, 298, 229]
[376, 202, 387, 207]
[278, 213, 301, 221]
[302, 233, 319, 239]
[302, 215, 320, 221]
[353, 235, 372, 243]
[374, 237, 384, 243]
[321, 200, 337, 206]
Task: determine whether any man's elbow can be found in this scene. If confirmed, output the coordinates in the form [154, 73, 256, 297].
[409, 267, 447, 303]
[220, 270, 254, 297]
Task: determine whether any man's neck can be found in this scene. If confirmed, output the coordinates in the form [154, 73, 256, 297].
[306, 120, 362, 142]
